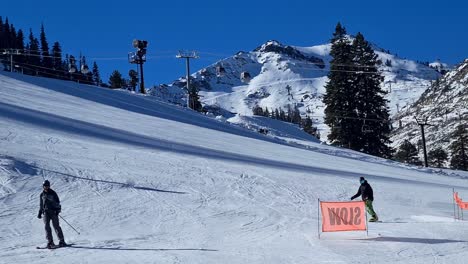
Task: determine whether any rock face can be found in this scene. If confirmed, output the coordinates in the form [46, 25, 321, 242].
[391, 59, 468, 160]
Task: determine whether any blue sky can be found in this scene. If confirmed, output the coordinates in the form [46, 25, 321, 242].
[3, 0, 467, 86]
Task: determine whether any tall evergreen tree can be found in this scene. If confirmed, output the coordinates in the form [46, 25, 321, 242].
[0, 17, 4, 50]
[128, 69, 138, 91]
[350, 32, 392, 158]
[14, 29, 25, 69]
[108, 70, 124, 88]
[40, 23, 52, 70]
[51, 41, 63, 77]
[323, 24, 392, 158]
[92, 61, 101, 86]
[428, 147, 448, 168]
[15, 29, 25, 50]
[264, 107, 270, 117]
[395, 140, 422, 166]
[449, 125, 468, 171]
[323, 23, 355, 148]
[9, 24, 17, 48]
[292, 105, 302, 124]
[302, 116, 319, 138]
[274, 108, 279, 119]
[3, 17, 11, 48]
[27, 29, 41, 74]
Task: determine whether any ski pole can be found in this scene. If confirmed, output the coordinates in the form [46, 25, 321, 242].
[59, 215, 81, 235]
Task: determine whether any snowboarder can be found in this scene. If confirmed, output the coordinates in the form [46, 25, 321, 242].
[37, 180, 67, 248]
[350, 177, 379, 222]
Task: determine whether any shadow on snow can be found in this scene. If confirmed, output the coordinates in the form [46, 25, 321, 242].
[30, 165, 187, 194]
[1, 102, 467, 191]
[354, 236, 467, 244]
[69, 245, 218, 252]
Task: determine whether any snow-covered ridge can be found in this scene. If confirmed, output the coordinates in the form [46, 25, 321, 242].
[159, 39, 441, 141]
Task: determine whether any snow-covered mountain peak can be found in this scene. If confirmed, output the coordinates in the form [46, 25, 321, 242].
[156, 38, 441, 142]
[429, 60, 451, 74]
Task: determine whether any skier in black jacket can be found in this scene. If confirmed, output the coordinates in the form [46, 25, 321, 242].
[350, 177, 378, 222]
[37, 180, 67, 248]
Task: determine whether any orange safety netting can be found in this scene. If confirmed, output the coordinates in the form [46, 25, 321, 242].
[320, 201, 367, 232]
[454, 192, 468, 209]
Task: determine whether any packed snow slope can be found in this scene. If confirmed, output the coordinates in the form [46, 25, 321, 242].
[1, 72, 468, 264]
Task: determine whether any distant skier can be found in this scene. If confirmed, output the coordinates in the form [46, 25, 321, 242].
[37, 180, 67, 248]
[350, 177, 379, 222]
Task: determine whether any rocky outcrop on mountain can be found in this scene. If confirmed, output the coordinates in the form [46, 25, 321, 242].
[391, 59, 468, 159]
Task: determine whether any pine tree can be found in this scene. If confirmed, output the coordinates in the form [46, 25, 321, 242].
[279, 108, 286, 121]
[252, 105, 263, 116]
[449, 125, 468, 171]
[92, 61, 101, 86]
[3, 17, 11, 48]
[350, 32, 392, 158]
[395, 140, 422, 166]
[108, 70, 124, 88]
[274, 108, 279, 119]
[40, 23, 52, 72]
[286, 104, 293, 122]
[264, 107, 270, 117]
[9, 24, 17, 49]
[14, 29, 25, 67]
[128, 69, 138, 91]
[0, 17, 4, 50]
[428, 147, 448, 168]
[51, 41, 63, 78]
[323, 23, 355, 148]
[27, 29, 41, 74]
[292, 105, 302, 124]
[302, 116, 319, 138]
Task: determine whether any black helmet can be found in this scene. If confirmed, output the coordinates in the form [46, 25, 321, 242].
[43, 180, 50, 187]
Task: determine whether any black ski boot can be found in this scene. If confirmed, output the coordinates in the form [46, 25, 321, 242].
[47, 242, 56, 249]
[58, 241, 68, 247]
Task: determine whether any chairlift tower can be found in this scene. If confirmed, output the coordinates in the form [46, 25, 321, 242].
[415, 116, 432, 167]
[129, 39, 148, 94]
[176, 51, 199, 109]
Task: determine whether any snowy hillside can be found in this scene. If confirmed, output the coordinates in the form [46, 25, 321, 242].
[391, 59, 468, 157]
[2, 72, 468, 264]
[157, 40, 441, 139]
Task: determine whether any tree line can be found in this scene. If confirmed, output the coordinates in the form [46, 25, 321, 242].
[0, 16, 102, 86]
[252, 104, 320, 139]
[395, 124, 467, 170]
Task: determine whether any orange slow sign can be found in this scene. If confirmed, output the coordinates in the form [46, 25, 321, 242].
[320, 201, 367, 232]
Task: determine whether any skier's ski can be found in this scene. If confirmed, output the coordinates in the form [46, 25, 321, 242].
[36, 245, 59, 250]
[36, 244, 74, 250]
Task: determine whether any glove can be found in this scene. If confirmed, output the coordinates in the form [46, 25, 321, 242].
[37, 212, 42, 219]
[56, 209, 61, 216]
